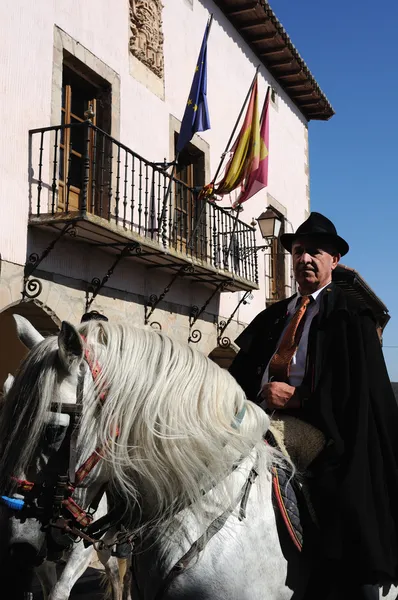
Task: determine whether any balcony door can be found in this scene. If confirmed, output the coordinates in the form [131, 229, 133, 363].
[58, 67, 98, 212]
[174, 139, 206, 256]
[58, 65, 112, 216]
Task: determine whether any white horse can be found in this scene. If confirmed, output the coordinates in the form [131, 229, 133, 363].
[0, 317, 129, 600]
[1, 317, 397, 600]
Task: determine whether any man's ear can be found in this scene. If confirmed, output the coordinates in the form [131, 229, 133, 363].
[331, 253, 341, 270]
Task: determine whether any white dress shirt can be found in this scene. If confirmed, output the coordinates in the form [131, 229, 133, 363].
[260, 282, 331, 391]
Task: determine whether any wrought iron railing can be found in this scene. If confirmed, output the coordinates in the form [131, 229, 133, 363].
[29, 122, 258, 284]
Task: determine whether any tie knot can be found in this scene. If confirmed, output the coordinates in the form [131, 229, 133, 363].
[299, 295, 311, 308]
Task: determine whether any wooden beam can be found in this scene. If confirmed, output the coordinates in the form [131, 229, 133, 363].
[297, 100, 323, 108]
[259, 47, 286, 57]
[227, 2, 258, 17]
[302, 106, 327, 115]
[277, 69, 303, 78]
[249, 31, 279, 43]
[239, 20, 265, 31]
[283, 83, 309, 91]
[268, 57, 295, 68]
[289, 89, 316, 98]
[306, 112, 330, 121]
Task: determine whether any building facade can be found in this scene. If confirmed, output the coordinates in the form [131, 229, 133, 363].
[0, 0, 333, 386]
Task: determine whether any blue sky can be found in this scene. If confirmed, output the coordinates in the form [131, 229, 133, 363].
[270, 0, 398, 379]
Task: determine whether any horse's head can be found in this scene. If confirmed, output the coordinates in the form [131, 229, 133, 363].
[0, 316, 271, 545]
[0, 317, 110, 569]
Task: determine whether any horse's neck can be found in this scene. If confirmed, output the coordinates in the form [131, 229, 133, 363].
[133, 455, 293, 600]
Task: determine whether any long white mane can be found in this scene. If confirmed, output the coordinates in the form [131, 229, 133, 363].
[0, 321, 279, 534]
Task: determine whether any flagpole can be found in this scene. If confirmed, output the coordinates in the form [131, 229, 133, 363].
[261, 85, 271, 122]
[159, 14, 213, 247]
[187, 65, 260, 250]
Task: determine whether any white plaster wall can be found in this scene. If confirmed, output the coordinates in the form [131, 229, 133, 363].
[0, 0, 312, 330]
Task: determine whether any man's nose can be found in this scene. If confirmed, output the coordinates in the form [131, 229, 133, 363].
[299, 252, 312, 263]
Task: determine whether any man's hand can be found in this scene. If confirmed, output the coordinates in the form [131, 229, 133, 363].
[260, 381, 298, 410]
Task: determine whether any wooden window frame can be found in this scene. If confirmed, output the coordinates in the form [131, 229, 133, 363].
[173, 138, 206, 253]
[59, 80, 97, 212]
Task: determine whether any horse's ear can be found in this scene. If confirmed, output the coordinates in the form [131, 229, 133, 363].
[3, 373, 14, 396]
[58, 322, 83, 373]
[13, 314, 44, 348]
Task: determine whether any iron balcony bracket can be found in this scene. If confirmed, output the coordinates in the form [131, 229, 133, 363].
[188, 280, 230, 344]
[85, 242, 142, 312]
[144, 264, 195, 329]
[22, 222, 78, 300]
[217, 291, 252, 348]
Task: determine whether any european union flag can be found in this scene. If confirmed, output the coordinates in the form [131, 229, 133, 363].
[176, 19, 211, 154]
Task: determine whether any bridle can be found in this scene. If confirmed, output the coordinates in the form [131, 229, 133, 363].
[1, 336, 130, 556]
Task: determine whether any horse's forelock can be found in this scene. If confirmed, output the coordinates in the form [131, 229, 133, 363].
[0, 336, 59, 494]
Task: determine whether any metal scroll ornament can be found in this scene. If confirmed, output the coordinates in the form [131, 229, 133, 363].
[217, 320, 231, 348]
[22, 223, 78, 300]
[144, 264, 196, 326]
[23, 253, 42, 299]
[188, 305, 202, 344]
[23, 278, 43, 299]
[216, 291, 253, 348]
[188, 329, 202, 344]
[146, 295, 162, 330]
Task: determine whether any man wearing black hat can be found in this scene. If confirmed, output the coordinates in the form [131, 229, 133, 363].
[229, 212, 398, 598]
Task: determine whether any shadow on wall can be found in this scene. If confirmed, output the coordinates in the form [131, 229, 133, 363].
[0, 300, 60, 392]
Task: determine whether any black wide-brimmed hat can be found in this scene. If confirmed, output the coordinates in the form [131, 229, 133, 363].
[280, 212, 349, 257]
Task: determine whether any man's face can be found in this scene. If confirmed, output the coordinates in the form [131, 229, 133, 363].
[292, 236, 340, 294]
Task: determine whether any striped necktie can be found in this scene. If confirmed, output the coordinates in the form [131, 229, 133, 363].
[268, 295, 311, 383]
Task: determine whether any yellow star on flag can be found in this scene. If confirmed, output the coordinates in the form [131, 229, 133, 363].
[193, 104, 198, 111]
[187, 99, 192, 106]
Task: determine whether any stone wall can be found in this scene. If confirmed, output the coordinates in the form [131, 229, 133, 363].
[0, 259, 245, 359]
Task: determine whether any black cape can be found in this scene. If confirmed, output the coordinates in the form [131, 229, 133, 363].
[229, 283, 398, 585]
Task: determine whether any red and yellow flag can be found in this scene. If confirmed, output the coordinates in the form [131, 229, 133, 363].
[233, 87, 270, 208]
[202, 76, 260, 199]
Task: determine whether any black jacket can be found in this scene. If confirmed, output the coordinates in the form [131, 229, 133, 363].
[229, 283, 398, 585]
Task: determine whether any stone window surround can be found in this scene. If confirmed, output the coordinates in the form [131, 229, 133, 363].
[169, 114, 211, 182]
[264, 194, 291, 300]
[51, 26, 121, 139]
[169, 114, 211, 256]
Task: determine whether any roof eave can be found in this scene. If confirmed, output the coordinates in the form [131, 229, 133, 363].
[213, 0, 334, 122]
